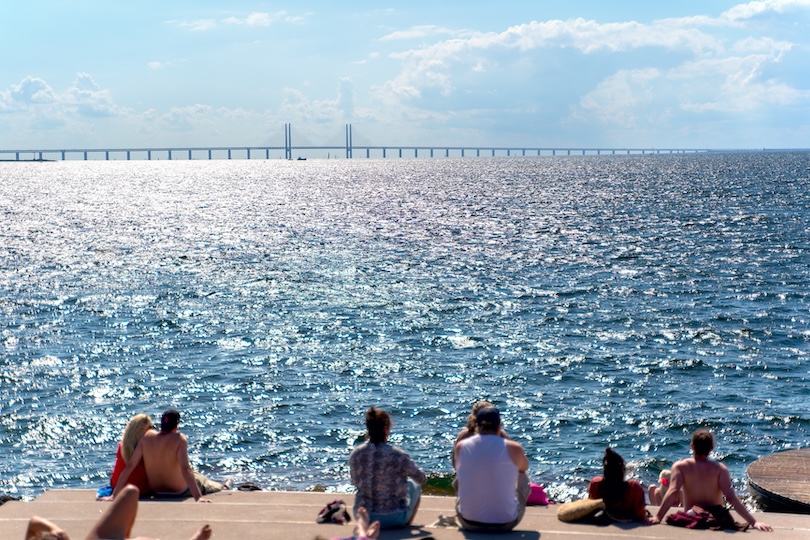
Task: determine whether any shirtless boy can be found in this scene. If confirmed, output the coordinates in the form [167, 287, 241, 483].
[112, 409, 209, 503]
[651, 429, 772, 532]
[26, 485, 211, 540]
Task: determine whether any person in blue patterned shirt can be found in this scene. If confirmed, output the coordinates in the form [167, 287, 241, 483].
[349, 406, 427, 529]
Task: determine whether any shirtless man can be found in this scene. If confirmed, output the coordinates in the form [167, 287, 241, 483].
[112, 409, 209, 503]
[26, 484, 211, 540]
[651, 429, 772, 532]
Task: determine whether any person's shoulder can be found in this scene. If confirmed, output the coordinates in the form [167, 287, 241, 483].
[672, 457, 694, 469]
[456, 428, 473, 442]
[390, 444, 412, 456]
[627, 478, 644, 491]
[505, 438, 525, 451]
[349, 441, 367, 453]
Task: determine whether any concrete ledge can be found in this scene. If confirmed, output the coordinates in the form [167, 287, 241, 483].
[2, 490, 809, 539]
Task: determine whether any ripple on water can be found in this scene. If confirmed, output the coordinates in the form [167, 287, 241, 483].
[1, 154, 809, 503]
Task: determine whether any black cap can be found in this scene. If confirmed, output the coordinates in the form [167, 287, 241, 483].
[160, 409, 180, 432]
[475, 406, 501, 427]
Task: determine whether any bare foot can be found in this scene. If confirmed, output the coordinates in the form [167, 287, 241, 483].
[355, 507, 371, 531]
[189, 524, 212, 540]
[26, 516, 70, 540]
[366, 520, 381, 539]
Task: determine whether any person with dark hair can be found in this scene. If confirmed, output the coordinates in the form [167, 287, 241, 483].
[110, 409, 219, 503]
[452, 401, 509, 466]
[453, 406, 530, 532]
[349, 406, 427, 529]
[587, 448, 648, 522]
[651, 429, 772, 531]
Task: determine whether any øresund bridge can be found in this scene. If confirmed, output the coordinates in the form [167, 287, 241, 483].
[2, 123, 721, 161]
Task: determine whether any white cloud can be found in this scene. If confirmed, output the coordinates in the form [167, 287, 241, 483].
[722, 0, 810, 21]
[380, 17, 727, 105]
[336, 78, 355, 119]
[177, 19, 217, 32]
[66, 73, 126, 118]
[578, 69, 663, 128]
[224, 11, 285, 27]
[675, 55, 810, 112]
[8, 77, 58, 108]
[732, 36, 793, 56]
[159, 104, 214, 131]
[380, 25, 463, 41]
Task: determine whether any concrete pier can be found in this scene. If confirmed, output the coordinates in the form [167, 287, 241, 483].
[748, 448, 810, 513]
[1, 489, 809, 540]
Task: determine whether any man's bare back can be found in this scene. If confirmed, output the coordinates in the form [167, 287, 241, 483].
[140, 431, 193, 494]
[653, 430, 771, 532]
[672, 456, 727, 509]
[112, 410, 208, 503]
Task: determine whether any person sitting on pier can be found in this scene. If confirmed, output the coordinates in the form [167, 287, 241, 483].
[111, 409, 220, 503]
[26, 485, 212, 540]
[651, 429, 772, 531]
[452, 401, 509, 466]
[108, 414, 156, 496]
[648, 468, 681, 506]
[349, 406, 427, 529]
[455, 400, 509, 443]
[588, 447, 649, 522]
[453, 406, 530, 532]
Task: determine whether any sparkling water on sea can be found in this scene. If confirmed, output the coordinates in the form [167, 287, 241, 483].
[1, 153, 809, 504]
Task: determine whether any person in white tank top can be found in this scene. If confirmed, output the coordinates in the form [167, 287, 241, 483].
[453, 406, 531, 532]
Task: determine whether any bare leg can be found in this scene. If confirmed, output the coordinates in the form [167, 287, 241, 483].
[86, 485, 139, 540]
[354, 507, 380, 539]
[648, 485, 660, 505]
[26, 516, 70, 540]
[187, 525, 212, 540]
[129, 524, 211, 540]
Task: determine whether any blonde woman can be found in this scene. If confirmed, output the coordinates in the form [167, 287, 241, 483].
[109, 414, 156, 494]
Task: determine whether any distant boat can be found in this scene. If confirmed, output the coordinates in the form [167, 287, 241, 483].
[297, 157, 307, 161]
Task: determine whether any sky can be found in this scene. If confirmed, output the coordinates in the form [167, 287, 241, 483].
[1, 0, 809, 151]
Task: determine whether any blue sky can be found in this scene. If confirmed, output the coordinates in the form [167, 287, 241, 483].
[2, 1, 809, 150]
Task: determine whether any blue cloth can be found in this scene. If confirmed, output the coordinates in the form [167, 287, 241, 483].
[356, 478, 421, 530]
[96, 485, 113, 498]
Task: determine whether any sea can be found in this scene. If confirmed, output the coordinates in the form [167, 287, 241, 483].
[1, 152, 809, 506]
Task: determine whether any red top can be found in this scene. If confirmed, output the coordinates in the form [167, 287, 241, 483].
[588, 476, 647, 521]
[110, 442, 150, 494]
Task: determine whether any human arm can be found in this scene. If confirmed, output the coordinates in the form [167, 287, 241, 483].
[403, 452, 427, 485]
[719, 466, 772, 531]
[25, 516, 69, 540]
[652, 463, 683, 523]
[587, 477, 602, 499]
[111, 442, 143, 499]
[506, 440, 529, 473]
[452, 442, 462, 471]
[176, 435, 208, 502]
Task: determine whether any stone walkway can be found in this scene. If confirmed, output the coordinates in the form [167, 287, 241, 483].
[2, 489, 809, 539]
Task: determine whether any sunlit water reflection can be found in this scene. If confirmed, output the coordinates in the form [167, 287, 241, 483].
[1, 154, 808, 505]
